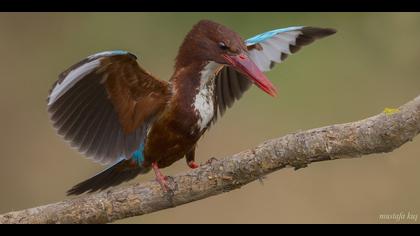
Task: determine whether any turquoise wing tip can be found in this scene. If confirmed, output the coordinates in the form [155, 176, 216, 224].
[111, 50, 129, 55]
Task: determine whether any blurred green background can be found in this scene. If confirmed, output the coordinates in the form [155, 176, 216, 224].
[0, 13, 419, 224]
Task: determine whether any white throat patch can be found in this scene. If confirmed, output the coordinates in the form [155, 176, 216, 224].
[192, 62, 220, 131]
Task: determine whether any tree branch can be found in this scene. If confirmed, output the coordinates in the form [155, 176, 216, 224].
[1, 95, 419, 224]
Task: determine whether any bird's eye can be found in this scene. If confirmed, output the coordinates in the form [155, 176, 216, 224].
[218, 42, 229, 50]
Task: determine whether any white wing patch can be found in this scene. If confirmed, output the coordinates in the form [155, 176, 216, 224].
[48, 59, 100, 105]
[247, 30, 302, 72]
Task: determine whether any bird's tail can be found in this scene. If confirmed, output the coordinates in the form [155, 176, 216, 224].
[67, 159, 151, 196]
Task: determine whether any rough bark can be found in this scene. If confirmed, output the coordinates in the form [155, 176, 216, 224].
[1, 95, 419, 224]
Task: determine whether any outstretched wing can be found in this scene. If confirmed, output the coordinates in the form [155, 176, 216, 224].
[245, 26, 336, 71]
[213, 26, 336, 121]
[47, 51, 170, 165]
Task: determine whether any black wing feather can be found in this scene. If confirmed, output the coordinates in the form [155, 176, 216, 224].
[212, 66, 252, 124]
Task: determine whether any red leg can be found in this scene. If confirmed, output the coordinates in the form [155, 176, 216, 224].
[152, 162, 169, 191]
[187, 161, 199, 169]
[186, 147, 199, 169]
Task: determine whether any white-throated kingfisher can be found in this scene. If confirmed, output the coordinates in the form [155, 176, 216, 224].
[47, 20, 336, 195]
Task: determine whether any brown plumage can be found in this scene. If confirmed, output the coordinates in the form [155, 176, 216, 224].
[47, 20, 336, 195]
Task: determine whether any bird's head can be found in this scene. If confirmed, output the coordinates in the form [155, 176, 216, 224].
[176, 20, 277, 96]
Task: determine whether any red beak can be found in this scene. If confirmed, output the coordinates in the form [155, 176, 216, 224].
[223, 53, 277, 97]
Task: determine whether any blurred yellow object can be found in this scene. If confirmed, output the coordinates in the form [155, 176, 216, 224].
[383, 107, 400, 116]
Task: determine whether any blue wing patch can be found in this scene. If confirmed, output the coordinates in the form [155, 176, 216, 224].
[131, 143, 145, 166]
[245, 26, 304, 46]
[109, 50, 129, 55]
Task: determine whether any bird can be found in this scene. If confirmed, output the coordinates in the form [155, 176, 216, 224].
[47, 20, 336, 195]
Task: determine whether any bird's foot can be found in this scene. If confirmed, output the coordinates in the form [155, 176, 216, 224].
[152, 162, 169, 191]
[187, 161, 199, 169]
